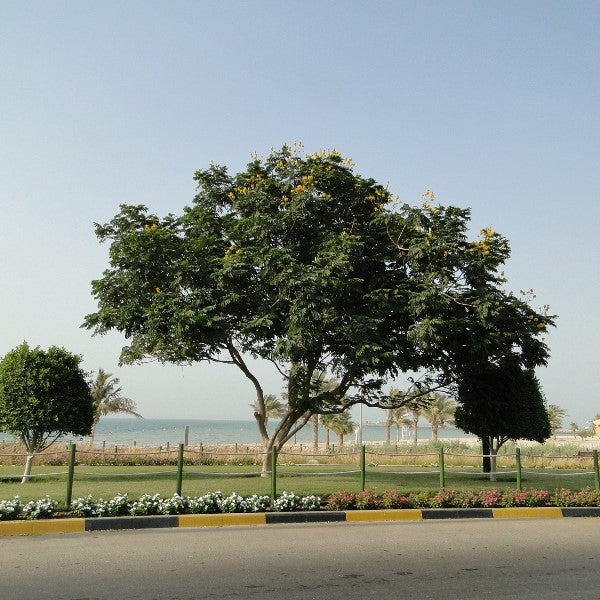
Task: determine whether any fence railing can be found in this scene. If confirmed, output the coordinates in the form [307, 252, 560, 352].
[2, 444, 600, 507]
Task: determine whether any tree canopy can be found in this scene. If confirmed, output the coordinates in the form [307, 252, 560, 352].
[454, 360, 551, 479]
[84, 145, 554, 470]
[0, 342, 93, 482]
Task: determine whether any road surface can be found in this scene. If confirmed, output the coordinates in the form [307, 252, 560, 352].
[3, 518, 600, 599]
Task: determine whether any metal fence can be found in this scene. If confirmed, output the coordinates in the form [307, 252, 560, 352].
[1, 444, 599, 507]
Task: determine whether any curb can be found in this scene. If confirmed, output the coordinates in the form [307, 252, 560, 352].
[2, 507, 600, 537]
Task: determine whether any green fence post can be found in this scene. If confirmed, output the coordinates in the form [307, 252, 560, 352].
[515, 447, 522, 490]
[66, 443, 76, 508]
[594, 450, 600, 491]
[439, 446, 445, 489]
[360, 444, 366, 491]
[176, 443, 184, 496]
[271, 446, 277, 501]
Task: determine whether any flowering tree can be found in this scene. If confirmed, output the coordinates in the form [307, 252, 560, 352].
[85, 145, 553, 475]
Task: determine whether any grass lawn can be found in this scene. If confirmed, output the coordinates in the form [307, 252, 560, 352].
[1, 463, 597, 505]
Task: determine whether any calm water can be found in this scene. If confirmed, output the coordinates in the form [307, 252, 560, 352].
[0, 418, 473, 446]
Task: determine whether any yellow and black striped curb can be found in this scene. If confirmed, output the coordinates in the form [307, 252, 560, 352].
[2, 507, 600, 537]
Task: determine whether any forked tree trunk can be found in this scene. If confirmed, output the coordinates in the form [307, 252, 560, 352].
[261, 444, 273, 477]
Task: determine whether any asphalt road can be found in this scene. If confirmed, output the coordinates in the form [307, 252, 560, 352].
[3, 519, 600, 599]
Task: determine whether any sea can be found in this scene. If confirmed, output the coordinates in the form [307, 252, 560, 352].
[0, 418, 474, 447]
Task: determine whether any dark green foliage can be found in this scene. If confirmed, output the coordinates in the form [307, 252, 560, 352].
[455, 361, 551, 444]
[0, 342, 93, 453]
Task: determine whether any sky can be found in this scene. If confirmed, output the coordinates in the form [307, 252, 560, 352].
[1, 1, 598, 426]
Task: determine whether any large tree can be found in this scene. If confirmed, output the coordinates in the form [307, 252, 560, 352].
[84, 146, 553, 475]
[454, 361, 551, 481]
[0, 343, 93, 482]
[89, 368, 142, 448]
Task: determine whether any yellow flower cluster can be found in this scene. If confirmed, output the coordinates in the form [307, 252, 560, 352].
[480, 226, 494, 240]
[367, 187, 390, 211]
[305, 148, 347, 163]
[527, 315, 546, 329]
[471, 240, 491, 255]
[291, 175, 315, 195]
[143, 223, 158, 231]
[471, 226, 497, 255]
[421, 190, 436, 208]
[223, 245, 241, 261]
[306, 150, 331, 160]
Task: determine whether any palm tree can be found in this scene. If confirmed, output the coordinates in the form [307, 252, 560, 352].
[407, 402, 421, 446]
[311, 414, 319, 452]
[422, 393, 456, 442]
[385, 409, 393, 444]
[250, 394, 285, 426]
[390, 387, 424, 446]
[547, 404, 567, 437]
[89, 369, 142, 448]
[309, 371, 342, 451]
[386, 408, 412, 443]
[321, 414, 333, 449]
[322, 412, 355, 448]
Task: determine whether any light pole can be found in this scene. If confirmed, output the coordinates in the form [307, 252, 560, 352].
[358, 389, 365, 447]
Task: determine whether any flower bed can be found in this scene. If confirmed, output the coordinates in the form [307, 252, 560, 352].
[325, 488, 600, 509]
[2, 488, 600, 521]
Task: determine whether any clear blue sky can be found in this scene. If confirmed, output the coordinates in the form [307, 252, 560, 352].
[1, 1, 598, 426]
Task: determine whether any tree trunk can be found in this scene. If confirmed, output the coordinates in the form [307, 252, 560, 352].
[88, 420, 98, 449]
[385, 423, 391, 445]
[312, 415, 319, 452]
[412, 417, 418, 446]
[21, 454, 35, 483]
[432, 424, 438, 442]
[339, 433, 344, 448]
[489, 445, 498, 482]
[481, 437, 491, 473]
[325, 428, 330, 449]
[396, 425, 400, 442]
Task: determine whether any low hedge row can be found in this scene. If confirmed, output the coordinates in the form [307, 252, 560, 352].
[3, 487, 600, 521]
